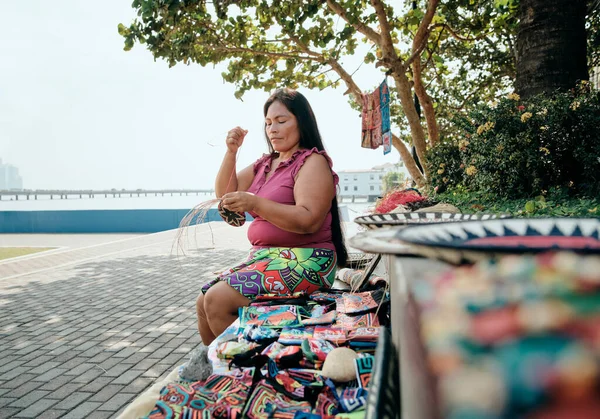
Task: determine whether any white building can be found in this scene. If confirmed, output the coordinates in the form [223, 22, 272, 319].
[338, 169, 385, 200]
[0, 159, 23, 190]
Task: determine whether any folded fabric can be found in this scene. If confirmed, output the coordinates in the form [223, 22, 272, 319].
[279, 327, 314, 345]
[337, 291, 379, 314]
[309, 291, 342, 304]
[355, 354, 375, 389]
[301, 338, 336, 363]
[216, 341, 258, 359]
[243, 380, 312, 419]
[348, 327, 380, 342]
[338, 387, 369, 413]
[336, 312, 380, 329]
[302, 309, 337, 326]
[239, 305, 301, 328]
[314, 326, 348, 345]
[242, 324, 280, 343]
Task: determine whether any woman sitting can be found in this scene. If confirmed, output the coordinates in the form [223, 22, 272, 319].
[196, 88, 347, 345]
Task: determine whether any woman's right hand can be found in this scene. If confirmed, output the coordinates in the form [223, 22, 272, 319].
[225, 127, 248, 153]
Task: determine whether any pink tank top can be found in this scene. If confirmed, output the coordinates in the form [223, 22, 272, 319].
[246, 147, 339, 250]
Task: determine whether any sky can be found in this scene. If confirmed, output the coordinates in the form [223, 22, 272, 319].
[0, 1, 404, 191]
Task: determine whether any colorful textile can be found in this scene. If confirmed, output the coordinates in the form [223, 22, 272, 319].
[202, 247, 337, 299]
[337, 292, 379, 315]
[355, 355, 375, 388]
[239, 305, 301, 329]
[216, 341, 258, 360]
[338, 388, 369, 413]
[361, 79, 391, 150]
[247, 147, 339, 250]
[348, 327, 380, 343]
[314, 386, 339, 417]
[313, 326, 347, 345]
[243, 380, 312, 419]
[301, 338, 335, 363]
[279, 327, 314, 345]
[302, 309, 336, 326]
[242, 324, 280, 343]
[336, 312, 380, 330]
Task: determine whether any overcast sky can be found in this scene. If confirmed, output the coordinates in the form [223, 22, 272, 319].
[0, 1, 403, 190]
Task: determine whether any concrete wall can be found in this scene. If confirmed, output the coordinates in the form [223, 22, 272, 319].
[0, 209, 248, 233]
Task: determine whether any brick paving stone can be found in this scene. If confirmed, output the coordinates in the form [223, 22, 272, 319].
[3, 382, 43, 400]
[0, 368, 30, 382]
[28, 362, 62, 375]
[8, 390, 50, 408]
[88, 384, 124, 403]
[0, 398, 17, 408]
[63, 363, 94, 377]
[110, 370, 142, 386]
[1, 375, 37, 390]
[32, 368, 68, 382]
[0, 407, 21, 419]
[12, 398, 58, 418]
[0, 361, 23, 375]
[72, 366, 104, 384]
[86, 410, 114, 419]
[22, 356, 54, 368]
[122, 377, 153, 394]
[146, 347, 173, 359]
[33, 409, 67, 419]
[37, 374, 74, 391]
[46, 382, 85, 400]
[61, 401, 103, 419]
[52, 391, 92, 410]
[97, 393, 136, 412]
[141, 364, 171, 379]
[132, 358, 158, 372]
[78, 377, 113, 393]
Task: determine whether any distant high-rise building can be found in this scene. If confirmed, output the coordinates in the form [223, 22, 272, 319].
[0, 159, 23, 190]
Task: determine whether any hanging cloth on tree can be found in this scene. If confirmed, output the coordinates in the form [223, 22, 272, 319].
[361, 78, 391, 150]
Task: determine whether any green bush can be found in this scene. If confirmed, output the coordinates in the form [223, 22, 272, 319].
[427, 82, 600, 198]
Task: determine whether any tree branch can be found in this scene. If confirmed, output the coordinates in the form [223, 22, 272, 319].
[201, 44, 317, 61]
[326, 0, 382, 45]
[370, 0, 398, 60]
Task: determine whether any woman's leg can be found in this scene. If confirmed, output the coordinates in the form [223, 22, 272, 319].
[204, 281, 250, 338]
[195, 293, 216, 344]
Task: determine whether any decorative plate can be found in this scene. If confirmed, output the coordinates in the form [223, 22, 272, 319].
[354, 212, 506, 230]
[349, 228, 417, 255]
[395, 217, 600, 264]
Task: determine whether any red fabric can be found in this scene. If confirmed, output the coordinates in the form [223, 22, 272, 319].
[247, 148, 338, 250]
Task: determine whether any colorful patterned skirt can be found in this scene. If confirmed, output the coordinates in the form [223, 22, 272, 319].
[201, 247, 337, 299]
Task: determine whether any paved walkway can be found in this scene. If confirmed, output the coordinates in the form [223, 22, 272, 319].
[0, 223, 250, 418]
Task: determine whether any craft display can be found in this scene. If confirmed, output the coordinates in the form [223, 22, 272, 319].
[143, 287, 389, 418]
[414, 252, 600, 418]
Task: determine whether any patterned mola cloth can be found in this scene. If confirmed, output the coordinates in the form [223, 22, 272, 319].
[202, 247, 337, 299]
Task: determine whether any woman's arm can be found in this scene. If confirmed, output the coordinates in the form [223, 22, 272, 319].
[215, 127, 255, 198]
[221, 153, 335, 233]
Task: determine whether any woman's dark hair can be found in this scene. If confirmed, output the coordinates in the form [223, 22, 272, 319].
[263, 88, 348, 268]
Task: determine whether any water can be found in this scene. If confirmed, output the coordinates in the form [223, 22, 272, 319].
[0, 193, 375, 219]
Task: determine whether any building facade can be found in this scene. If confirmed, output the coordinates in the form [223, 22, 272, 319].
[0, 159, 23, 190]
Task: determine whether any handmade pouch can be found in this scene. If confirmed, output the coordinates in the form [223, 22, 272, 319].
[239, 305, 301, 328]
[301, 338, 335, 363]
[347, 326, 380, 342]
[313, 326, 348, 345]
[355, 354, 375, 388]
[216, 341, 258, 359]
[274, 345, 304, 368]
[242, 324, 280, 343]
[243, 380, 312, 419]
[336, 312, 380, 329]
[279, 327, 314, 345]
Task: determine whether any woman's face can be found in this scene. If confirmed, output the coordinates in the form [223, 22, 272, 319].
[265, 100, 301, 154]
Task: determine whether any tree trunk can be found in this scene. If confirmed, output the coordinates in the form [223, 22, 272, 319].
[516, 0, 588, 99]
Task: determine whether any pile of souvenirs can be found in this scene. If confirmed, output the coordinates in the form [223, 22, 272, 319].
[145, 286, 390, 418]
[413, 252, 600, 418]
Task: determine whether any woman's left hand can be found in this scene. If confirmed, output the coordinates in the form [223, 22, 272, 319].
[220, 192, 258, 213]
